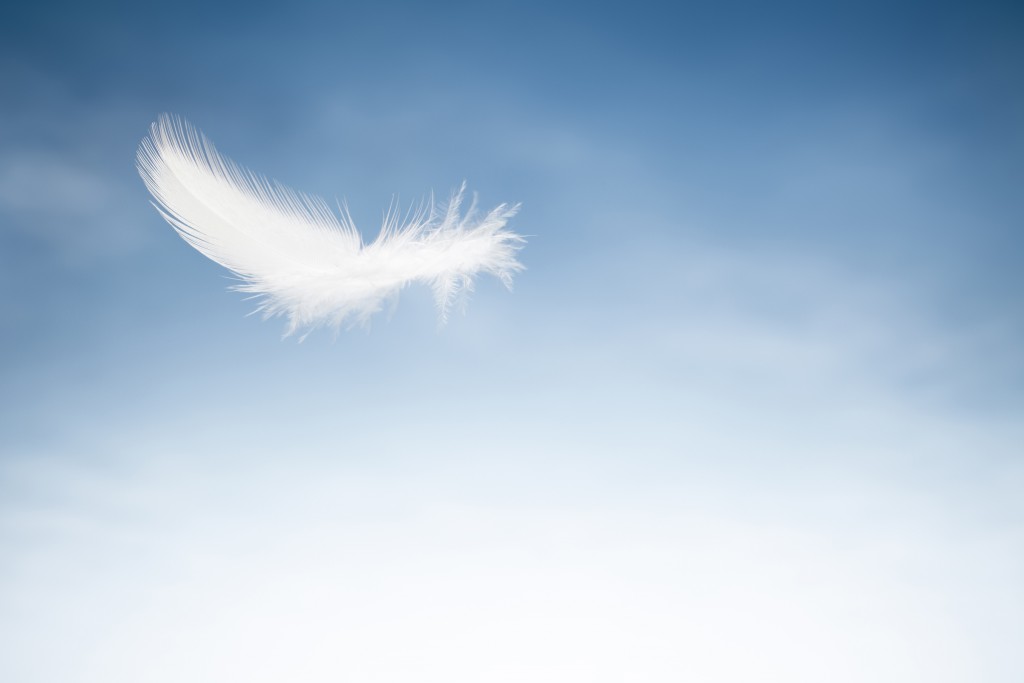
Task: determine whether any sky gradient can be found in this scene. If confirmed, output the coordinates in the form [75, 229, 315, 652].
[2, 1, 1023, 681]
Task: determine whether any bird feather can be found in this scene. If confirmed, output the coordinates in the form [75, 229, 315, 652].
[137, 115, 524, 335]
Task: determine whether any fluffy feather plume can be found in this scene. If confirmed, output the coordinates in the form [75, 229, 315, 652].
[137, 115, 524, 335]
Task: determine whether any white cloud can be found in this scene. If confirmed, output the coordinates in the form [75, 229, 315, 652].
[0, 152, 113, 215]
[0, 62, 155, 262]
[2, 432, 1020, 683]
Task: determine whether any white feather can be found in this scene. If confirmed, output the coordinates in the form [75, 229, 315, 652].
[137, 115, 524, 335]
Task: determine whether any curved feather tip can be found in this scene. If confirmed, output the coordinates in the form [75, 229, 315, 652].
[137, 115, 525, 335]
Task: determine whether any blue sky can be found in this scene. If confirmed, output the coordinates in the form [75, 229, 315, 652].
[1, 1, 1023, 681]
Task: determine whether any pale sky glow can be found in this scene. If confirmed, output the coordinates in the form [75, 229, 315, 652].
[2, 0, 1023, 680]
[3, 415, 1021, 682]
